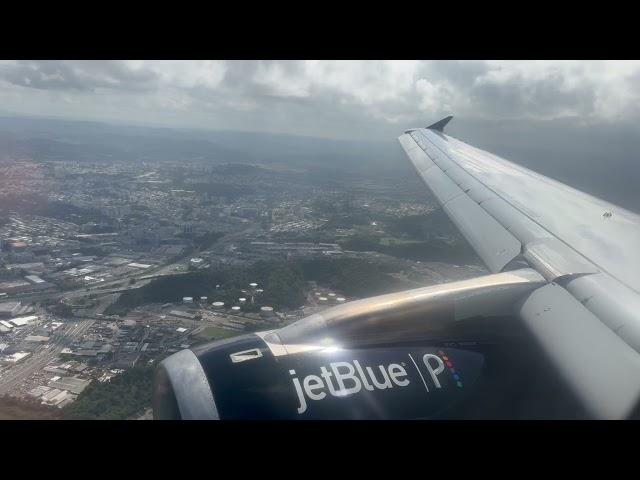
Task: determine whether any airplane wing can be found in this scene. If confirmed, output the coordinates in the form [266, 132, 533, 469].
[398, 117, 640, 419]
[153, 119, 640, 420]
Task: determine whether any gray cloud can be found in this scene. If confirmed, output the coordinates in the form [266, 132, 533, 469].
[0, 60, 158, 92]
[0, 60, 639, 140]
[468, 70, 596, 119]
[2, 60, 640, 211]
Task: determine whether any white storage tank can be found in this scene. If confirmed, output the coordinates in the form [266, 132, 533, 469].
[260, 306, 274, 318]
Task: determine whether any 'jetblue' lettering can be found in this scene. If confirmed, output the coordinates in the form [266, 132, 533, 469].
[290, 359, 413, 414]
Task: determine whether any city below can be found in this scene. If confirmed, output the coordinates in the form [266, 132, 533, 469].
[0, 116, 484, 419]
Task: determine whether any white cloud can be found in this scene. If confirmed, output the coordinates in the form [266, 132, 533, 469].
[304, 60, 420, 105]
[2, 60, 640, 139]
[253, 62, 311, 98]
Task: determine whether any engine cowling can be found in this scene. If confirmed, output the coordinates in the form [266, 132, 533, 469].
[153, 268, 547, 420]
[154, 332, 486, 419]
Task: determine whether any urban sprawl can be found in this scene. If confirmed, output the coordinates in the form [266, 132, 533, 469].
[0, 155, 484, 417]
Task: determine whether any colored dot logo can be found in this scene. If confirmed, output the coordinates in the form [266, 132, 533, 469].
[439, 350, 463, 388]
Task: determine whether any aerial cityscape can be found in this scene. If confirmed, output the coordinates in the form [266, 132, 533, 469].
[0, 115, 484, 419]
[2, 60, 640, 421]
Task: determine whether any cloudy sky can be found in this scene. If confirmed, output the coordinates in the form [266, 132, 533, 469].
[1, 60, 639, 209]
[1, 60, 640, 141]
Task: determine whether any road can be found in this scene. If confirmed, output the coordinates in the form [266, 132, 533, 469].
[0, 319, 95, 396]
[8, 226, 259, 306]
[0, 226, 261, 397]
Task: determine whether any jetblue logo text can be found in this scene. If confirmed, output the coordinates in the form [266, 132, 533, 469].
[290, 354, 446, 414]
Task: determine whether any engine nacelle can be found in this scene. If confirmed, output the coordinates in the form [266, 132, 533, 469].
[154, 268, 546, 419]
[154, 332, 486, 419]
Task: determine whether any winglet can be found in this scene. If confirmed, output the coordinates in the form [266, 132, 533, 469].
[426, 115, 453, 132]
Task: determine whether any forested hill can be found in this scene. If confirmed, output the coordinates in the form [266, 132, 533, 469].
[105, 257, 416, 317]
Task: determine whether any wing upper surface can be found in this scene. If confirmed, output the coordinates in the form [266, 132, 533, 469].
[423, 129, 640, 294]
[399, 125, 640, 418]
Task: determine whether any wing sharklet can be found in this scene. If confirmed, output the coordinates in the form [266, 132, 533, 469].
[426, 115, 453, 132]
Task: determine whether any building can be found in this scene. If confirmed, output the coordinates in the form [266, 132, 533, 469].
[48, 376, 92, 395]
[1, 351, 31, 364]
[0, 280, 32, 294]
[128, 262, 152, 269]
[24, 274, 46, 285]
[114, 353, 141, 369]
[0, 301, 21, 318]
[24, 335, 50, 343]
[9, 315, 38, 327]
[121, 319, 137, 329]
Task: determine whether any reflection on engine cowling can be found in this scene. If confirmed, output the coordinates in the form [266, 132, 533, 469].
[153, 333, 484, 420]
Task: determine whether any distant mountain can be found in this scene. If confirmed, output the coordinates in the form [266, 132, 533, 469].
[0, 114, 411, 179]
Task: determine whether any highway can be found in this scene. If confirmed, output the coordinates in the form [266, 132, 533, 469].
[0, 227, 260, 396]
[0, 319, 95, 396]
[6, 226, 259, 306]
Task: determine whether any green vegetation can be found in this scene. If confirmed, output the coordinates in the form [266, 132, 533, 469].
[76, 246, 108, 257]
[314, 209, 480, 265]
[193, 231, 224, 250]
[104, 255, 418, 316]
[194, 326, 243, 342]
[43, 200, 109, 224]
[299, 257, 413, 298]
[63, 366, 154, 420]
[322, 213, 372, 229]
[341, 233, 478, 263]
[105, 260, 307, 316]
[386, 212, 458, 238]
[47, 302, 74, 317]
[0, 395, 62, 420]
[191, 182, 255, 200]
[312, 199, 338, 215]
[379, 237, 423, 246]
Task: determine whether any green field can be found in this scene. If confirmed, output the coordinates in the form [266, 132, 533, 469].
[379, 237, 423, 247]
[195, 326, 243, 341]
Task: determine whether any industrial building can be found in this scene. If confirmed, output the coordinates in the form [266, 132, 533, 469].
[9, 315, 38, 327]
[0, 301, 22, 318]
[48, 376, 91, 395]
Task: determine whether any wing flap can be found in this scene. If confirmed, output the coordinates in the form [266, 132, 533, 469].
[523, 238, 599, 282]
[420, 165, 464, 204]
[443, 194, 521, 273]
[399, 133, 521, 273]
[480, 197, 554, 244]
